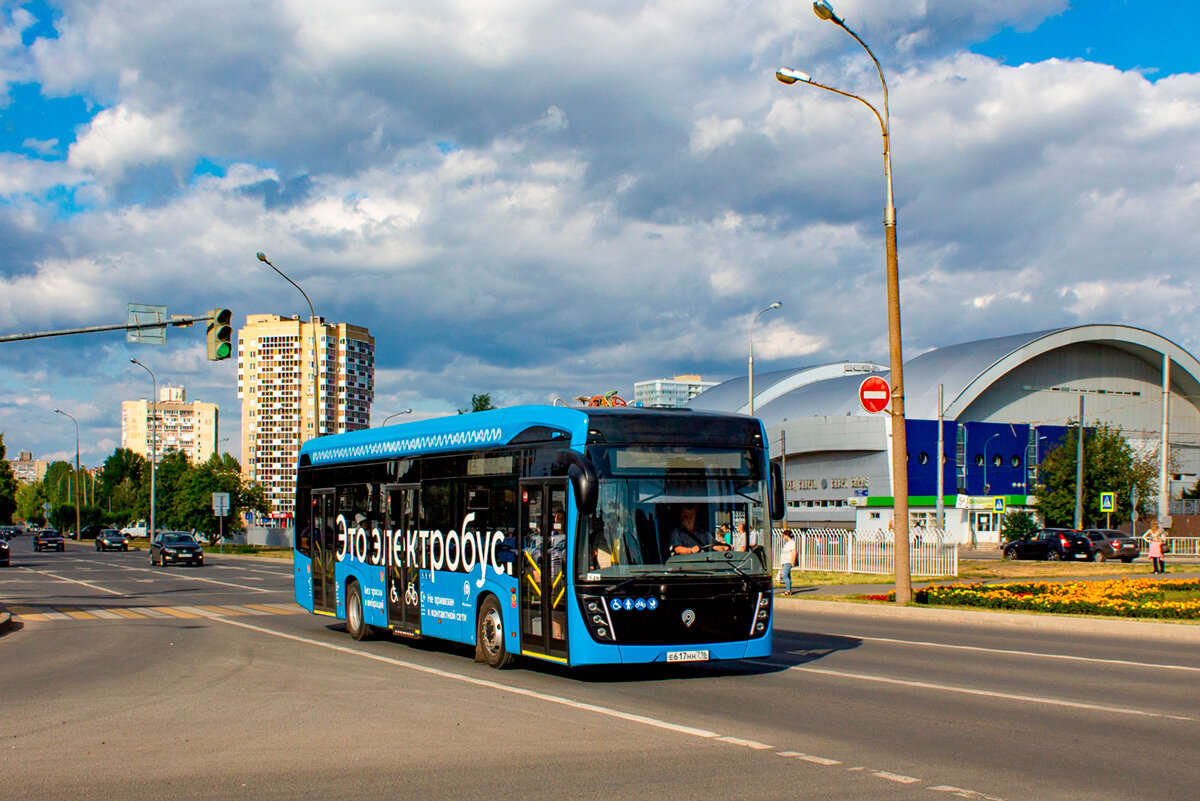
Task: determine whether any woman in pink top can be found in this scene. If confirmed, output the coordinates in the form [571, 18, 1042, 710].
[1144, 521, 1167, 574]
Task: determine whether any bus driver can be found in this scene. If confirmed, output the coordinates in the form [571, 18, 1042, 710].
[670, 505, 729, 555]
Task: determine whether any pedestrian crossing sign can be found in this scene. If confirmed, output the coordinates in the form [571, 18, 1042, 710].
[1100, 492, 1115, 513]
[993, 497, 1005, 513]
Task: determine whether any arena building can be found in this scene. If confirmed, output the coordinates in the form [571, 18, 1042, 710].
[687, 325, 1200, 544]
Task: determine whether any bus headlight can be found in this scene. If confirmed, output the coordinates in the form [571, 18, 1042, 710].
[580, 595, 617, 643]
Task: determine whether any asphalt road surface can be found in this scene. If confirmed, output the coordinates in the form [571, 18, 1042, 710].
[3, 541, 1198, 800]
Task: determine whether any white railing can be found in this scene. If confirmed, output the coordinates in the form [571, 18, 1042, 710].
[770, 528, 958, 578]
[1164, 537, 1200, 557]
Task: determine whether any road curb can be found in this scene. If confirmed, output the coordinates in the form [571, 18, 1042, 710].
[780, 596, 1200, 642]
[0, 610, 11, 636]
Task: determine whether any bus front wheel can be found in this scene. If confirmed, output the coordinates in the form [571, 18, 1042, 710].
[476, 596, 514, 669]
[346, 581, 371, 641]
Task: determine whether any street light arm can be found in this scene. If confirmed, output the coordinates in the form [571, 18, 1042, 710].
[257, 252, 316, 320]
[776, 69, 887, 139]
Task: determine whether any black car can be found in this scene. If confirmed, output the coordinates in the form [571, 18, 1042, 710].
[33, 529, 66, 552]
[150, 532, 204, 566]
[95, 529, 130, 552]
[79, 524, 106, 540]
[1002, 528, 1091, 561]
[0, 534, 10, 566]
[1083, 529, 1141, 563]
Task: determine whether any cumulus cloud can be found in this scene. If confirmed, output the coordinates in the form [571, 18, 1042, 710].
[3, 0, 1200, 466]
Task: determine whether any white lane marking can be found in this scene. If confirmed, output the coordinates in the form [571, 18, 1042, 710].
[19, 566, 125, 596]
[874, 770, 920, 784]
[812, 632, 1200, 674]
[716, 736, 773, 749]
[929, 786, 1005, 800]
[788, 665, 1196, 722]
[65, 557, 273, 593]
[213, 616, 723, 739]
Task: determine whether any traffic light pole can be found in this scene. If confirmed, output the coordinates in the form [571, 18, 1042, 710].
[0, 313, 217, 343]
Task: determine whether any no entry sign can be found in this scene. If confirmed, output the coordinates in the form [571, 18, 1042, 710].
[859, 375, 891, 414]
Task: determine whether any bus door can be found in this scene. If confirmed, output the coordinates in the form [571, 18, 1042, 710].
[385, 484, 421, 634]
[311, 490, 337, 615]
[518, 480, 569, 661]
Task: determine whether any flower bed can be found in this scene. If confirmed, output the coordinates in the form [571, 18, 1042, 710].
[907, 578, 1200, 619]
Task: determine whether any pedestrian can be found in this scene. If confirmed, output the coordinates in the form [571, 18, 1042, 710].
[779, 529, 797, 596]
[1144, 519, 1167, 574]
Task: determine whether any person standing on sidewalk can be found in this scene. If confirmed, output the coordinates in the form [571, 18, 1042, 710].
[779, 529, 797, 596]
[1144, 520, 1167, 574]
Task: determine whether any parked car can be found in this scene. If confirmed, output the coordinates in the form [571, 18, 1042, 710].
[150, 532, 204, 567]
[0, 534, 10, 566]
[120, 520, 149, 538]
[1083, 529, 1141, 563]
[1002, 528, 1091, 561]
[33, 529, 66, 552]
[95, 529, 130, 552]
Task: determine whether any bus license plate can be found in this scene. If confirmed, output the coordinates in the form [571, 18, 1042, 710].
[667, 650, 709, 663]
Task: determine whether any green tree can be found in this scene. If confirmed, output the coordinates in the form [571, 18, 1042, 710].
[16, 481, 47, 525]
[0, 433, 17, 524]
[457, 393, 496, 414]
[1000, 511, 1039, 542]
[1033, 423, 1154, 528]
[98, 448, 147, 507]
[171, 453, 265, 538]
[155, 451, 194, 530]
[42, 461, 75, 506]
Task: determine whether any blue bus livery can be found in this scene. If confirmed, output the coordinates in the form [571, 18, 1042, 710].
[292, 405, 782, 668]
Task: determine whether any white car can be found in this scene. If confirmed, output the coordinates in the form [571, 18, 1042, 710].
[119, 520, 148, 538]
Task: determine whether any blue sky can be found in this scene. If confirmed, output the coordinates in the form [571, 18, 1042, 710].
[1, 0, 1199, 469]
[973, 1, 1199, 78]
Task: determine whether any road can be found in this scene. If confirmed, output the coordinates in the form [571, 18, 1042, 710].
[2, 541, 1198, 800]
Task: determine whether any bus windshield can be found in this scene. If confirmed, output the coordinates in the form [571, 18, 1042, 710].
[577, 469, 771, 581]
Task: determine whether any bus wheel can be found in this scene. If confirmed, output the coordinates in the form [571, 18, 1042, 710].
[346, 581, 371, 641]
[476, 596, 514, 669]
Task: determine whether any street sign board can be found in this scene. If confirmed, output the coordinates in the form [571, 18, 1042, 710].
[212, 492, 230, 516]
[1100, 492, 1115, 513]
[127, 303, 167, 344]
[993, 497, 1005, 513]
[858, 376, 891, 414]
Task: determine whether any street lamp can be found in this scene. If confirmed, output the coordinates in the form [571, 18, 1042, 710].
[381, 409, 413, 426]
[748, 301, 783, 416]
[776, 0, 912, 603]
[53, 408, 81, 540]
[257, 252, 321, 441]
[130, 358, 157, 541]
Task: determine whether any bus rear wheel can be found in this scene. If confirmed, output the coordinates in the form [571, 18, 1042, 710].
[476, 596, 514, 669]
[346, 581, 371, 641]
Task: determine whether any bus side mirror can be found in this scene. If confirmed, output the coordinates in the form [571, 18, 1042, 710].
[770, 462, 785, 521]
[556, 450, 599, 517]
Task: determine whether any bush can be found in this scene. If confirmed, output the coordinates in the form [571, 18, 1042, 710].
[1000, 511, 1038, 543]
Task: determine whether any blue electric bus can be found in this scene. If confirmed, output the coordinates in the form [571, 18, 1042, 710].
[292, 405, 782, 668]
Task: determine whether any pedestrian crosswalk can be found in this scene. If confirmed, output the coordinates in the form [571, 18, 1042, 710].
[6, 602, 301, 622]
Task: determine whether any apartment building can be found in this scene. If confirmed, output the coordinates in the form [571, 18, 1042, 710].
[633, 374, 719, 408]
[236, 314, 375, 519]
[121, 385, 219, 465]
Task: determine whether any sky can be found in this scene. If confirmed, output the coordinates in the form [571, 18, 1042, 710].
[2, 0, 1199, 469]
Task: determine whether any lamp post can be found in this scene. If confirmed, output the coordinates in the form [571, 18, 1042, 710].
[982, 433, 1000, 496]
[130, 358, 157, 541]
[53, 408, 81, 540]
[381, 409, 413, 426]
[257, 252, 321, 442]
[776, 0, 911, 603]
[748, 301, 782, 416]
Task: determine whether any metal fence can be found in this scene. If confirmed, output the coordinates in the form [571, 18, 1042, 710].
[1165, 537, 1200, 557]
[770, 528, 958, 578]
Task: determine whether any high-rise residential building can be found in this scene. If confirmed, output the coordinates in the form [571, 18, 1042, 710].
[121, 385, 219, 465]
[634, 374, 719, 408]
[10, 451, 51, 484]
[237, 314, 375, 520]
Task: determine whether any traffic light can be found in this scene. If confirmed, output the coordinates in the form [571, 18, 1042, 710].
[206, 308, 232, 360]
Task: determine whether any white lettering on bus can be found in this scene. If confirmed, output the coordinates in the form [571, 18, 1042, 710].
[334, 519, 512, 578]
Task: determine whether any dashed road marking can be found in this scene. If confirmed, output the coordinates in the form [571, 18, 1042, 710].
[6, 603, 302, 622]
